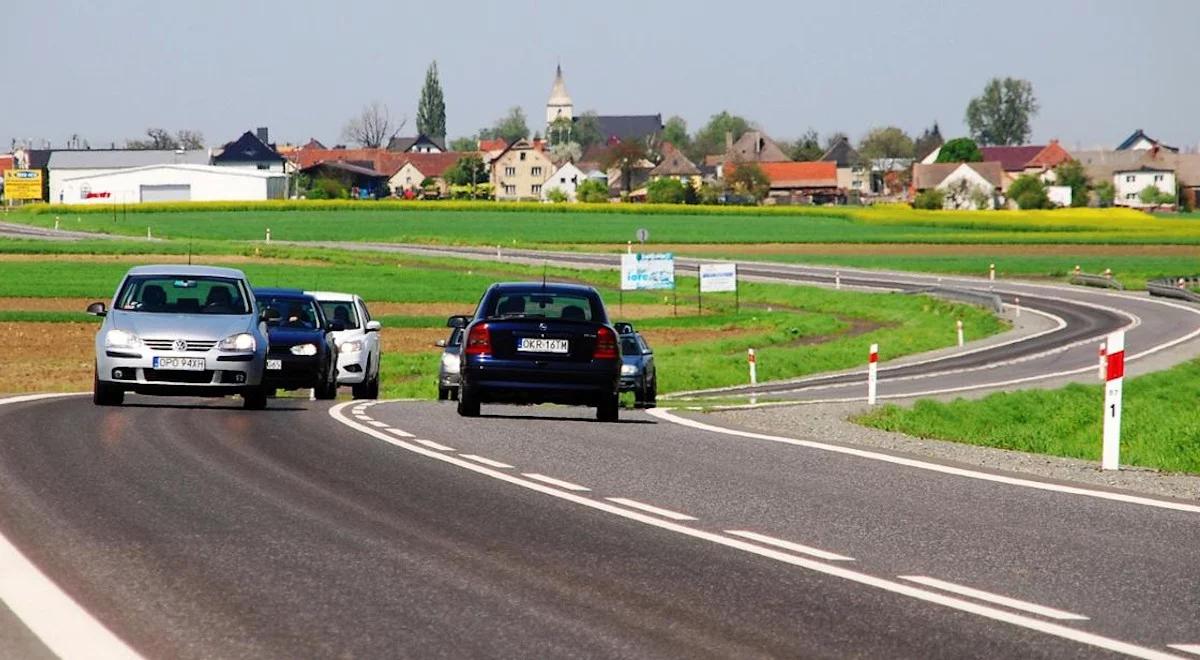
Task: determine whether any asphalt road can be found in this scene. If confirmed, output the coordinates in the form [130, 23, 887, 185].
[1, 394, 1198, 659]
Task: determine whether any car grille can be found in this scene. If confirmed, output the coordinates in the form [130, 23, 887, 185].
[143, 339, 217, 352]
[143, 369, 215, 384]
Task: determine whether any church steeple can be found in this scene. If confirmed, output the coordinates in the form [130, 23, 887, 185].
[546, 63, 573, 127]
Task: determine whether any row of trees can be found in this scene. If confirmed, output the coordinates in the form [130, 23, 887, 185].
[341, 60, 448, 148]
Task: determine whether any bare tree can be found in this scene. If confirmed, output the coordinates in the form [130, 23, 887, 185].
[342, 101, 405, 148]
[176, 130, 205, 150]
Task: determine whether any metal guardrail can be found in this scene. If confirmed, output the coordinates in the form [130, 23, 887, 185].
[1147, 276, 1200, 303]
[1069, 273, 1124, 290]
[905, 286, 1005, 314]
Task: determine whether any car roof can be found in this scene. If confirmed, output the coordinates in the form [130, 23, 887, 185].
[490, 282, 598, 294]
[126, 264, 247, 279]
[253, 287, 313, 299]
[305, 290, 358, 302]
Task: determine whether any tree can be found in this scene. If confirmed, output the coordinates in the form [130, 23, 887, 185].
[690, 111, 750, 160]
[127, 128, 178, 150]
[1008, 174, 1051, 209]
[576, 179, 609, 203]
[913, 189, 945, 209]
[858, 126, 915, 160]
[547, 117, 574, 145]
[935, 137, 983, 163]
[943, 178, 992, 210]
[787, 129, 823, 161]
[343, 101, 404, 148]
[913, 122, 944, 160]
[416, 61, 446, 138]
[661, 116, 690, 152]
[726, 162, 770, 203]
[572, 111, 603, 150]
[548, 141, 582, 163]
[444, 154, 488, 185]
[545, 187, 569, 203]
[965, 77, 1039, 146]
[449, 136, 477, 152]
[1053, 159, 1089, 207]
[602, 140, 649, 194]
[1139, 185, 1175, 207]
[1095, 180, 1116, 207]
[646, 177, 686, 204]
[489, 106, 530, 144]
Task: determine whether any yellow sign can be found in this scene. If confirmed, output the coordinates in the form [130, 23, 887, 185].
[3, 169, 43, 200]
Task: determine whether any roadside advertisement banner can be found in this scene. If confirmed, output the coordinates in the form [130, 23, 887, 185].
[621, 252, 675, 291]
[3, 169, 42, 200]
[700, 263, 738, 293]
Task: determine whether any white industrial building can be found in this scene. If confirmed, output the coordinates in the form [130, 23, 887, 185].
[58, 164, 287, 204]
[48, 149, 209, 202]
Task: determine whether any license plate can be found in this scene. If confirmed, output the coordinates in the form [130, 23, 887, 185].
[266, 359, 282, 370]
[517, 338, 569, 353]
[153, 356, 205, 371]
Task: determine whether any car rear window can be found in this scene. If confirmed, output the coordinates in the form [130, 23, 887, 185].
[116, 276, 251, 315]
[257, 296, 322, 330]
[488, 291, 598, 321]
[620, 337, 640, 355]
[319, 301, 360, 330]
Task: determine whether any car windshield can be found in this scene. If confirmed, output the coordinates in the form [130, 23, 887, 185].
[116, 275, 251, 315]
[488, 291, 597, 321]
[620, 337, 641, 355]
[319, 300, 360, 330]
[258, 296, 321, 330]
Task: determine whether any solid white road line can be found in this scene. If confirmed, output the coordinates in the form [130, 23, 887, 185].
[899, 576, 1088, 621]
[1168, 645, 1200, 656]
[0, 393, 144, 660]
[522, 474, 590, 491]
[725, 530, 853, 562]
[415, 439, 455, 451]
[367, 420, 389, 428]
[605, 498, 697, 521]
[459, 454, 514, 469]
[647, 408, 1200, 515]
[386, 428, 415, 438]
[328, 401, 1183, 660]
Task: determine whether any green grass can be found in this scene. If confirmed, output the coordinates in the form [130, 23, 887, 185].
[0, 311, 100, 323]
[856, 360, 1200, 474]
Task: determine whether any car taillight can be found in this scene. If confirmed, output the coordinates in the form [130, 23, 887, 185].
[466, 323, 491, 356]
[593, 326, 617, 360]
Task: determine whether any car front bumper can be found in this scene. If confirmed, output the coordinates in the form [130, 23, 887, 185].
[262, 353, 324, 390]
[96, 349, 265, 394]
[335, 347, 370, 385]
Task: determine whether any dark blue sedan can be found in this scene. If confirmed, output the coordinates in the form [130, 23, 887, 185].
[455, 283, 622, 421]
[254, 288, 341, 399]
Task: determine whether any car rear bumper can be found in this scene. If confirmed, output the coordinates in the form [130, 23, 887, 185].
[96, 350, 264, 390]
[462, 361, 618, 405]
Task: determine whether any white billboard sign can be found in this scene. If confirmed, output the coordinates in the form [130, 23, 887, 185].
[621, 252, 675, 291]
[700, 263, 738, 293]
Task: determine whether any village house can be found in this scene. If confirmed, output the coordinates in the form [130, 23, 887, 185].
[978, 140, 1072, 189]
[821, 136, 869, 197]
[1075, 147, 1200, 208]
[648, 142, 701, 189]
[541, 161, 586, 201]
[490, 138, 553, 200]
[912, 162, 1004, 209]
[729, 161, 839, 204]
[386, 134, 446, 153]
[389, 152, 462, 196]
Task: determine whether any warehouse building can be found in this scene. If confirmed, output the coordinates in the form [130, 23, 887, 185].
[57, 164, 286, 204]
[48, 149, 209, 202]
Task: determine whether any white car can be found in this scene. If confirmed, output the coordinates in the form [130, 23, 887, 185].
[307, 291, 381, 399]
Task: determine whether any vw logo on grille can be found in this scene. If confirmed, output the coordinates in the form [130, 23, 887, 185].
[538, 323, 548, 331]
[173, 339, 188, 352]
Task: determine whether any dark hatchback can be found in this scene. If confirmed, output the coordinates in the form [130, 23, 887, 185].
[455, 283, 622, 421]
[253, 288, 341, 399]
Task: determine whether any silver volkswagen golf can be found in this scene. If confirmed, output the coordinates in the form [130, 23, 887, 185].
[89, 265, 274, 409]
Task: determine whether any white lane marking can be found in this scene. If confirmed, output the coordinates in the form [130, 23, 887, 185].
[899, 576, 1088, 621]
[386, 428, 415, 438]
[459, 454, 514, 469]
[606, 497, 697, 521]
[1168, 645, 1200, 656]
[0, 393, 144, 660]
[648, 408, 1200, 515]
[328, 401, 1183, 660]
[725, 530, 853, 562]
[367, 420, 389, 428]
[353, 414, 370, 420]
[415, 439, 455, 451]
[523, 474, 590, 491]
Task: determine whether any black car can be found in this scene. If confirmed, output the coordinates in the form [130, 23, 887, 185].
[455, 282, 622, 421]
[616, 323, 656, 408]
[254, 288, 341, 399]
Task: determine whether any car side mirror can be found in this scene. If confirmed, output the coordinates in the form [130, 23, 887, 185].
[261, 308, 281, 322]
[365, 320, 382, 332]
[435, 339, 447, 348]
[643, 349, 653, 356]
[328, 321, 346, 332]
[86, 301, 107, 317]
[447, 315, 468, 329]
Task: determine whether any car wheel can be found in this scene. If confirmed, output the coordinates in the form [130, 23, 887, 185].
[596, 393, 619, 422]
[365, 369, 380, 399]
[450, 386, 459, 401]
[315, 366, 338, 400]
[92, 367, 124, 406]
[243, 387, 268, 410]
[437, 387, 449, 401]
[644, 380, 657, 409]
[457, 385, 480, 417]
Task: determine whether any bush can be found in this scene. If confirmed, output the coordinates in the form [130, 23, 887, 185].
[1008, 174, 1050, 209]
[545, 186, 569, 203]
[576, 179, 609, 203]
[307, 176, 348, 200]
[1095, 180, 1116, 207]
[913, 189, 945, 209]
[646, 177, 686, 204]
[1139, 185, 1174, 206]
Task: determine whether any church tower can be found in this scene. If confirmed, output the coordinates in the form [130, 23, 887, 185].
[546, 64, 574, 127]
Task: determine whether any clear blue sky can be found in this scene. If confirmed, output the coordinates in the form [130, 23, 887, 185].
[5, 0, 1197, 152]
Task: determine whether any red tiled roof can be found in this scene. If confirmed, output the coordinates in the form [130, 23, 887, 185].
[733, 161, 837, 188]
[478, 138, 507, 152]
[395, 152, 463, 178]
[978, 145, 1045, 172]
[1027, 140, 1072, 169]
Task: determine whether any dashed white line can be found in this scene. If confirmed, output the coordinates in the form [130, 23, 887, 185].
[415, 439, 455, 451]
[459, 454, 514, 469]
[1168, 645, 1200, 656]
[386, 428, 415, 438]
[899, 576, 1088, 621]
[606, 497, 697, 521]
[522, 473, 590, 491]
[725, 530, 854, 561]
[367, 420, 389, 428]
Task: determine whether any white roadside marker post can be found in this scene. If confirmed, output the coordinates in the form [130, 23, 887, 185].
[54, 216, 60, 231]
[1098, 342, 1106, 381]
[956, 319, 964, 347]
[1014, 296, 1021, 318]
[265, 227, 272, 243]
[1102, 331, 1125, 471]
[835, 271, 841, 290]
[989, 263, 996, 281]
[627, 240, 632, 254]
[146, 226, 152, 239]
[747, 348, 757, 386]
[867, 343, 878, 405]
[496, 244, 501, 261]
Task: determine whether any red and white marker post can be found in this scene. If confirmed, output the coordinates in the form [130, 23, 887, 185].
[747, 348, 757, 386]
[867, 343, 878, 405]
[1102, 331, 1125, 471]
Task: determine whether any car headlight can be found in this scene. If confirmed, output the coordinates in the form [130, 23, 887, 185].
[621, 364, 638, 376]
[290, 343, 318, 356]
[218, 333, 256, 352]
[441, 353, 460, 374]
[104, 329, 141, 349]
[339, 339, 363, 353]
